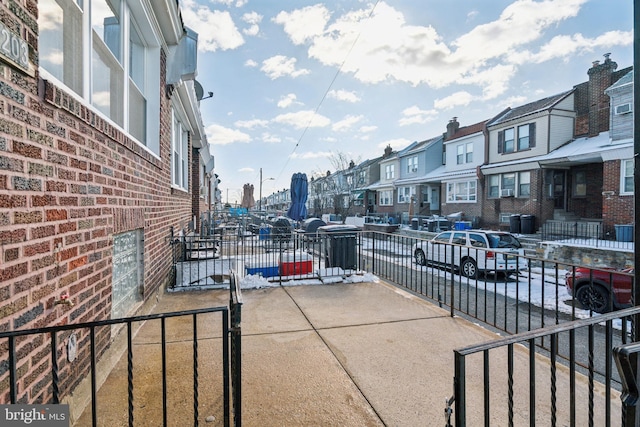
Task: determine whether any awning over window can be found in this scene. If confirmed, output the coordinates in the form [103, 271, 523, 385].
[353, 192, 364, 200]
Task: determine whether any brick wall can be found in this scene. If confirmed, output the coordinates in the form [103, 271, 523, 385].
[0, 3, 194, 404]
[567, 164, 603, 218]
[602, 160, 634, 228]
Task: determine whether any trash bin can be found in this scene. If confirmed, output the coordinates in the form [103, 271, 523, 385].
[454, 221, 471, 230]
[318, 224, 358, 270]
[258, 225, 271, 240]
[520, 215, 535, 234]
[509, 214, 521, 234]
[411, 218, 419, 230]
[615, 224, 634, 242]
[426, 219, 436, 232]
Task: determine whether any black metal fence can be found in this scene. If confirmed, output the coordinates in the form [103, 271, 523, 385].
[0, 272, 243, 427]
[452, 306, 640, 426]
[540, 220, 634, 249]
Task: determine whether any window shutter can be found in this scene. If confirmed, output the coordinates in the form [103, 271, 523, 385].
[497, 130, 504, 153]
[529, 123, 536, 147]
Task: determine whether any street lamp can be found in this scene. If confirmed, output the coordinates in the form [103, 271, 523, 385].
[259, 168, 274, 212]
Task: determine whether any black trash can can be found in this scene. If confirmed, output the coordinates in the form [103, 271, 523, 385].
[520, 215, 535, 234]
[426, 219, 436, 232]
[318, 225, 358, 270]
[509, 214, 521, 234]
[411, 218, 419, 230]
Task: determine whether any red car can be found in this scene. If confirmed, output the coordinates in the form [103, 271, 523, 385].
[565, 267, 634, 313]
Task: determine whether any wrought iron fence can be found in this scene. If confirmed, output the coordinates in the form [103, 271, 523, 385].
[451, 306, 640, 426]
[540, 221, 634, 249]
[0, 279, 243, 427]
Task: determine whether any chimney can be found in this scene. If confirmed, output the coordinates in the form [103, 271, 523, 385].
[587, 53, 617, 136]
[383, 144, 393, 157]
[445, 117, 460, 140]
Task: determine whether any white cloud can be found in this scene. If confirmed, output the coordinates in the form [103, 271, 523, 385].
[508, 31, 633, 65]
[327, 89, 361, 103]
[242, 11, 262, 36]
[273, 110, 331, 129]
[290, 151, 333, 160]
[332, 115, 364, 132]
[238, 167, 254, 173]
[273, 5, 331, 45]
[275, 0, 618, 101]
[261, 55, 311, 80]
[211, 0, 247, 6]
[360, 125, 377, 133]
[398, 105, 438, 126]
[434, 91, 475, 110]
[245, 59, 258, 67]
[261, 132, 282, 143]
[234, 119, 269, 129]
[206, 124, 251, 145]
[181, 1, 244, 52]
[277, 93, 301, 108]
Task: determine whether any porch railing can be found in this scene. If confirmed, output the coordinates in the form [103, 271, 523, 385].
[451, 306, 640, 426]
[540, 220, 634, 250]
[0, 271, 243, 427]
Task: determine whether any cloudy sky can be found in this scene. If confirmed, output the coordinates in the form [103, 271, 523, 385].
[180, 0, 633, 205]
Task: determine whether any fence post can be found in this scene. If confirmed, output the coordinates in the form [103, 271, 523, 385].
[453, 350, 466, 426]
[614, 342, 640, 427]
[450, 243, 455, 317]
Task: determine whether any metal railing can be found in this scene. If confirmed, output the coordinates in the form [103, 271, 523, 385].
[540, 221, 634, 249]
[0, 272, 244, 427]
[451, 306, 640, 426]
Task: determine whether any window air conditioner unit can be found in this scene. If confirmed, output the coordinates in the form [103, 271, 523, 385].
[500, 189, 514, 197]
[615, 103, 633, 115]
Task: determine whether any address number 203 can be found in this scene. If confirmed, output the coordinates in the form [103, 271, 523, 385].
[0, 24, 29, 71]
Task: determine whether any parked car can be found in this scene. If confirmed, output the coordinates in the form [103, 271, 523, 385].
[564, 267, 634, 313]
[412, 230, 526, 278]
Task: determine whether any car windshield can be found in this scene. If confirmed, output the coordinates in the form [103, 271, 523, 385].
[486, 233, 522, 249]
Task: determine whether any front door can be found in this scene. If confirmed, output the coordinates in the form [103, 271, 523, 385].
[430, 187, 439, 211]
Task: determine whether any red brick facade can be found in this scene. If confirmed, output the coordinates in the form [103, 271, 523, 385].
[0, 2, 196, 404]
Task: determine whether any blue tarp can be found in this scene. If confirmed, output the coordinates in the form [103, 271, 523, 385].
[287, 172, 308, 221]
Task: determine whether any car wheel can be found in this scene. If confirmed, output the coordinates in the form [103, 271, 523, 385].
[460, 258, 478, 279]
[575, 284, 611, 313]
[414, 249, 427, 266]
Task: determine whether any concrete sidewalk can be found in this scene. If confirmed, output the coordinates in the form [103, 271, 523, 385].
[75, 280, 620, 426]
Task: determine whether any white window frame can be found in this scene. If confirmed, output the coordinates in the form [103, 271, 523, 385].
[397, 186, 416, 204]
[38, 0, 160, 155]
[446, 180, 477, 203]
[385, 164, 395, 180]
[487, 172, 531, 198]
[171, 108, 189, 190]
[407, 156, 418, 173]
[456, 143, 474, 164]
[379, 190, 393, 206]
[621, 159, 634, 194]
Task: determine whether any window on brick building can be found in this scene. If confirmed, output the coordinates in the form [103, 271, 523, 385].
[38, 0, 159, 153]
[379, 190, 393, 206]
[446, 180, 477, 202]
[621, 159, 634, 194]
[172, 109, 189, 190]
[573, 171, 587, 196]
[112, 229, 143, 319]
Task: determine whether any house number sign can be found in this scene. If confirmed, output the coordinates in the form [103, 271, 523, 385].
[0, 22, 28, 72]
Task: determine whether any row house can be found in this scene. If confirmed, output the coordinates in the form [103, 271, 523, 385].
[1, 0, 212, 405]
[393, 135, 444, 218]
[368, 146, 399, 217]
[478, 55, 631, 232]
[433, 118, 491, 224]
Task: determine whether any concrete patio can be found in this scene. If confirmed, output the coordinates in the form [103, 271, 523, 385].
[73, 279, 620, 426]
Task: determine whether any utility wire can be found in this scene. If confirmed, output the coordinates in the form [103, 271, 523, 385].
[276, 0, 381, 179]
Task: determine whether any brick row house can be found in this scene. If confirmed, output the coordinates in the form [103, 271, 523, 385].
[1, 0, 214, 406]
[294, 55, 632, 235]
